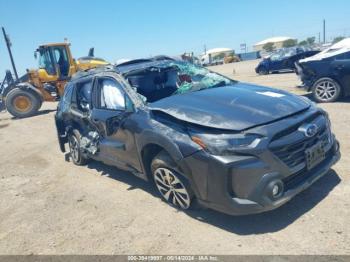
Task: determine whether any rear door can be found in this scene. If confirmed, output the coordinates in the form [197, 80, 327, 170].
[89, 75, 137, 169]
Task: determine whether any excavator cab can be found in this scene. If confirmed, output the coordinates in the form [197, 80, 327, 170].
[35, 43, 76, 82]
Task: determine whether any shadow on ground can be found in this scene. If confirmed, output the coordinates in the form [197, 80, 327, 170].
[82, 157, 340, 235]
[10, 109, 56, 120]
[86, 160, 159, 198]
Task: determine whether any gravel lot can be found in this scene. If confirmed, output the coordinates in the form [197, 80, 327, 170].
[0, 59, 349, 255]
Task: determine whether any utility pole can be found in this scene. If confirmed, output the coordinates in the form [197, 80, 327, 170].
[1, 27, 19, 81]
[204, 44, 207, 55]
[323, 19, 326, 44]
[318, 32, 321, 44]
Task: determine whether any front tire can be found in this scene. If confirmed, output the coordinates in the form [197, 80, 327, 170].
[312, 77, 342, 103]
[151, 151, 193, 210]
[68, 130, 89, 166]
[258, 66, 269, 75]
[5, 88, 41, 118]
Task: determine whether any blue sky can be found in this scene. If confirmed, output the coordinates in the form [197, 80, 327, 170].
[1, 0, 350, 76]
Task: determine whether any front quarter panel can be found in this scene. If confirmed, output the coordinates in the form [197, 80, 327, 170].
[134, 109, 204, 195]
[135, 110, 201, 162]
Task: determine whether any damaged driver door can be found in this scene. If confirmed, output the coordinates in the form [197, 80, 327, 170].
[89, 76, 134, 169]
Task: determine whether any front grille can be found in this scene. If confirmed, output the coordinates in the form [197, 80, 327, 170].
[270, 112, 322, 142]
[282, 150, 333, 191]
[270, 125, 330, 170]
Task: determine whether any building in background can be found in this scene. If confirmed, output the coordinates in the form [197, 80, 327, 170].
[253, 36, 294, 51]
[201, 47, 234, 65]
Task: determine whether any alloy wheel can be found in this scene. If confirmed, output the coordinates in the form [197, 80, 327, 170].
[153, 167, 191, 209]
[315, 80, 337, 101]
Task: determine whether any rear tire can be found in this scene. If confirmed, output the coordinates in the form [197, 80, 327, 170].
[68, 130, 90, 166]
[312, 77, 342, 103]
[5, 88, 41, 118]
[151, 150, 193, 210]
[258, 66, 269, 75]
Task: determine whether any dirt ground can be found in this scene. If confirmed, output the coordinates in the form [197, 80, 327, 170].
[0, 59, 349, 255]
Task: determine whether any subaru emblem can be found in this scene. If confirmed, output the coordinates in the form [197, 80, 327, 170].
[299, 124, 318, 138]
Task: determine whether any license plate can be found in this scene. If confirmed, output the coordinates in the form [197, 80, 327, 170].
[305, 142, 325, 170]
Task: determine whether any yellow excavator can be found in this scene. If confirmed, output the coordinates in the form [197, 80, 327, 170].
[0, 27, 109, 118]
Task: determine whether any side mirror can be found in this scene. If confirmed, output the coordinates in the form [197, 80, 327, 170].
[34, 51, 38, 59]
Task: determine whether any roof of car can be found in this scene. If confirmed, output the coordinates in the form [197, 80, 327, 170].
[115, 56, 176, 74]
[70, 56, 176, 81]
[70, 65, 117, 81]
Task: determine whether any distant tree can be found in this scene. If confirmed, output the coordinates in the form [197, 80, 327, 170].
[262, 42, 275, 52]
[298, 40, 308, 46]
[282, 39, 298, 48]
[333, 36, 345, 44]
[306, 37, 316, 45]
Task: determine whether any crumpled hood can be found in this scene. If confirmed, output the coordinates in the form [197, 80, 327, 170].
[149, 83, 310, 131]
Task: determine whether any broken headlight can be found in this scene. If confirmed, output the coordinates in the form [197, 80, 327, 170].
[188, 129, 262, 155]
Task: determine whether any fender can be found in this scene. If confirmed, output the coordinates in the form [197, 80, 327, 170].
[136, 127, 199, 174]
[138, 130, 184, 163]
[137, 129, 203, 199]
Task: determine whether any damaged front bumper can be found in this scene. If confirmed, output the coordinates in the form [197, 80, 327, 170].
[295, 63, 316, 91]
[180, 139, 340, 215]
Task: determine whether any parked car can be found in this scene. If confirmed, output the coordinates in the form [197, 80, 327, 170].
[256, 47, 320, 75]
[55, 58, 340, 215]
[296, 38, 350, 102]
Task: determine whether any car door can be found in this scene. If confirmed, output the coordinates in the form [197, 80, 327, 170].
[89, 75, 136, 170]
[269, 54, 284, 71]
[331, 51, 350, 91]
[56, 82, 75, 151]
[69, 78, 94, 133]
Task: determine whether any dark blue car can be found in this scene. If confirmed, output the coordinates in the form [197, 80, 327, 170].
[256, 47, 320, 75]
[296, 38, 350, 102]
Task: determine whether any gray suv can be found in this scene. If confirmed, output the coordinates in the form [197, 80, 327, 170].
[55, 58, 340, 215]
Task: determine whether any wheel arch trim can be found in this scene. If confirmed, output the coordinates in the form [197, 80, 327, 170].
[15, 83, 44, 102]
